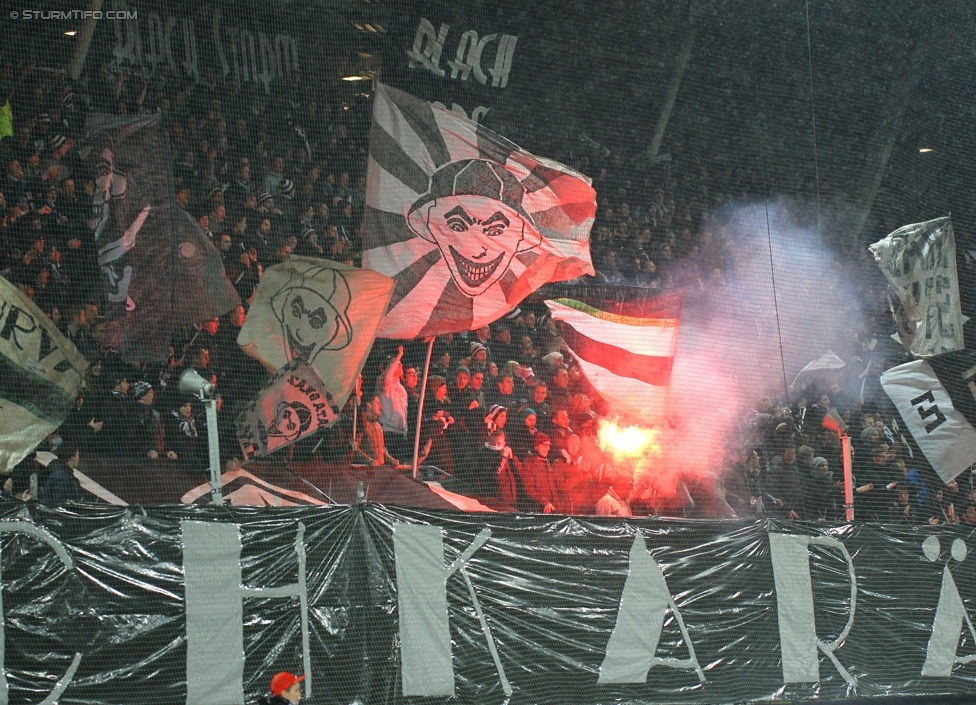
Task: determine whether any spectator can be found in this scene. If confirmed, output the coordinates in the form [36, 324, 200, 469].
[518, 432, 557, 513]
[166, 398, 204, 469]
[354, 395, 398, 466]
[42, 441, 83, 506]
[129, 381, 176, 461]
[464, 429, 520, 507]
[420, 376, 454, 475]
[376, 346, 409, 461]
[510, 407, 539, 461]
[259, 672, 304, 705]
[803, 456, 841, 522]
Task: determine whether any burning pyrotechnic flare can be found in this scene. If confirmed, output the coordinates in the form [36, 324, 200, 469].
[597, 419, 662, 460]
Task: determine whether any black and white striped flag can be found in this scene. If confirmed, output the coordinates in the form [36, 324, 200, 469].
[363, 83, 596, 338]
[880, 350, 976, 483]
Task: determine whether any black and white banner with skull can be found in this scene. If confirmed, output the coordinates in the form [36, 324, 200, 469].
[237, 257, 394, 408]
[362, 83, 595, 339]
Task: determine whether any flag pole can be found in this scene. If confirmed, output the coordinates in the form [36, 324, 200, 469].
[842, 434, 854, 521]
[412, 337, 435, 479]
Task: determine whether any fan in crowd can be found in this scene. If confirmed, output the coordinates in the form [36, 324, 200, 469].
[2, 58, 974, 520]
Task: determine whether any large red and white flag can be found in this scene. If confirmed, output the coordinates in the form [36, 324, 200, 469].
[363, 83, 596, 339]
[545, 293, 682, 423]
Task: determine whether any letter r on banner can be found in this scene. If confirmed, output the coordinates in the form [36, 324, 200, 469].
[769, 533, 857, 686]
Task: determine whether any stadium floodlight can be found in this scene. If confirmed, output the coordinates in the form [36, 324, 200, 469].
[178, 367, 223, 505]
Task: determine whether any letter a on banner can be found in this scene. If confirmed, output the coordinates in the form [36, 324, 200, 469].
[769, 533, 857, 686]
[598, 530, 704, 684]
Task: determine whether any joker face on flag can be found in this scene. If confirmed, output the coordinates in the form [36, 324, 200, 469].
[364, 83, 596, 339]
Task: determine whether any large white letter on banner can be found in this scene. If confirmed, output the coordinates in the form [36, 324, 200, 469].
[182, 520, 310, 705]
[769, 533, 857, 686]
[921, 536, 976, 676]
[0, 520, 82, 705]
[598, 531, 704, 684]
[394, 524, 506, 697]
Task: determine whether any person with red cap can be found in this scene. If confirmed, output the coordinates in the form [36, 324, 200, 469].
[260, 672, 305, 704]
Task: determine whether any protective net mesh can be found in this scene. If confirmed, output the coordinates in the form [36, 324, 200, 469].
[3, 1, 976, 703]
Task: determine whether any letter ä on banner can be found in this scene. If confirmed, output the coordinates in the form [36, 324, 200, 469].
[921, 536, 976, 677]
[0, 520, 83, 705]
[769, 533, 857, 686]
[598, 530, 704, 684]
[183, 520, 310, 705]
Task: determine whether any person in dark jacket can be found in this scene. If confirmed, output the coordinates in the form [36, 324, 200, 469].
[802, 456, 842, 522]
[130, 381, 176, 461]
[259, 671, 305, 705]
[464, 429, 521, 507]
[43, 441, 83, 506]
[166, 398, 204, 469]
[517, 432, 558, 513]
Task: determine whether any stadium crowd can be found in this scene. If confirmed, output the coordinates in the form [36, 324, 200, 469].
[2, 60, 975, 522]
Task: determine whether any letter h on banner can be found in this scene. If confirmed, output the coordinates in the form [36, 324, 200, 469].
[769, 533, 857, 687]
[182, 520, 310, 705]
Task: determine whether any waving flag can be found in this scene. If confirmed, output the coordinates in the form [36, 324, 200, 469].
[880, 349, 976, 484]
[546, 293, 682, 423]
[82, 114, 240, 360]
[0, 277, 88, 472]
[237, 257, 395, 409]
[363, 83, 595, 339]
[869, 217, 965, 358]
[235, 360, 339, 461]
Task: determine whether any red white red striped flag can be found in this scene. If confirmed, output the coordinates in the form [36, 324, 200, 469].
[545, 293, 683, 423]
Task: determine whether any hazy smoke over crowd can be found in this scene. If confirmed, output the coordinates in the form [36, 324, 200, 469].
[654, 198, 864, 504]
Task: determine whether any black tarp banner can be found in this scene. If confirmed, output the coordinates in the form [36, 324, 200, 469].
[2, 501, 976, 704]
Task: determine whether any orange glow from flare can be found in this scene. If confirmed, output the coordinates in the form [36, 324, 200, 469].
[597, 420, 662, 459]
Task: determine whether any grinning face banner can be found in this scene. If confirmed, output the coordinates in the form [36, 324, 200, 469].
[235, 360, 338, 459]
[237, 257, 395, 410]
[269, 268, 354, 364]
[363, 83, 596, 339]
[406, 160, 541, 297]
